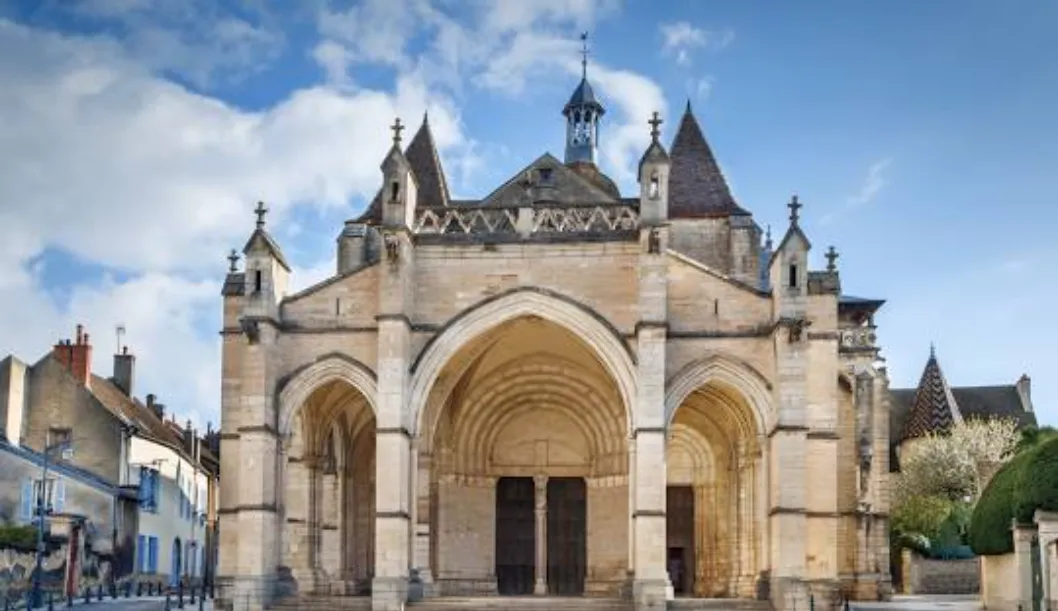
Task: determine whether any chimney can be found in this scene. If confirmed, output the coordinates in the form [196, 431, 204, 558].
[1016, 374, 1033, 413]
[146, 393, 165, 420]
[113, 345, 135, 396]
[52, 324, 93, 386]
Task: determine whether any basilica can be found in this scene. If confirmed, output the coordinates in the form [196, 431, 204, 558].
[216, 57, 891, 611]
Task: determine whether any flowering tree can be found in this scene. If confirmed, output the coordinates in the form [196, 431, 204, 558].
[892, 418, 1020, 554]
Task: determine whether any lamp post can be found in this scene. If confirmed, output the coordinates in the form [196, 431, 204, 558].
[32, 438, 73, 609]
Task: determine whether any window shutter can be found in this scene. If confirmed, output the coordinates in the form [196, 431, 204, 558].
[54, 479, 66, 513]
[20, 478, 33, 522]
[151, 469, 160, 512]
[137, 535, 146, 572]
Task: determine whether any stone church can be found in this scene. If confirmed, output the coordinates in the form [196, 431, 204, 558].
[216, 59, 892, 611]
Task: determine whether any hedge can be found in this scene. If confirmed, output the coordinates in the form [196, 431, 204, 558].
[0, 523, 37, 551]
[1014, 435, 1058, 523]
[969, 436, 1058, 555]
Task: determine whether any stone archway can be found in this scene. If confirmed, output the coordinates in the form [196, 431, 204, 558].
[277, 356, 378, 596]
[664, 355, 769, 598]
[414, 313, 631, 598]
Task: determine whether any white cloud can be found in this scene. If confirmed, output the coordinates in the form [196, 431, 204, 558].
[659, 21, 734, 66]
[819, 158, 893, 225]
[0, 17, 473, 426]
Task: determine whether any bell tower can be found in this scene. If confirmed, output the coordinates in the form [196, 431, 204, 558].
[563, 32, 605, 165]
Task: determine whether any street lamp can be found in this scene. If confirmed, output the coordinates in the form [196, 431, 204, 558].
[31, 438, 73, 609]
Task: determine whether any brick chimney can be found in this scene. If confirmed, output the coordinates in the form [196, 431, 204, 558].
[113, 345, 135, 396]
[52, 324, 93, 386]
[1016, 374, 1033, 413]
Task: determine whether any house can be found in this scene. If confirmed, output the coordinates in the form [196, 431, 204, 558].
[0, 325, 220, 589]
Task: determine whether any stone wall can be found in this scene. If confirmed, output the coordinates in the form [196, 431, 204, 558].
[980, 553, 1018, 611]
[902, 551, 979, 595]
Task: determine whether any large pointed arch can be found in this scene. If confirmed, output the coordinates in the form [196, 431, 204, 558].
[409, 287, 637, 436]
[276, 353, 378, 441]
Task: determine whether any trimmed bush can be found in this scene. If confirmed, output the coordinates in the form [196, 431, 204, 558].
[892, 495, 954, 542]
[0, 524, 37, 551]
[1013, 436, 1058, 523]
[968, 448, 1032, 555]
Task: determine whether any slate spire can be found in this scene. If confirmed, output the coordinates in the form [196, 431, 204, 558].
[404, 112, 450, 208]
[901, 346, 963, 441]
[668, 102, 744, 218]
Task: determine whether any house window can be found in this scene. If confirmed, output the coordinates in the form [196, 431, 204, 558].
[21, 477, 65, 520]
[48, 427, 72, 449]
[539, 167, 553, 183]
[139, 466, 160, 513]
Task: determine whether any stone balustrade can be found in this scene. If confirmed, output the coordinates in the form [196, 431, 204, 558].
[839, 326, 878, 353]
[413, 203, 640, 239]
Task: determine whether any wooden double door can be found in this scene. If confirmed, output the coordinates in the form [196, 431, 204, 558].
[494, 477, 586, 596]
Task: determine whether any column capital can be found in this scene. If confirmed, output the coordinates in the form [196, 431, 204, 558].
[534, 474, 549, 489]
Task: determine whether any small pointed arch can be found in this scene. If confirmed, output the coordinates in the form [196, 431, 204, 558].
[664, 353, 773, 436]
[277, 353, 378, 444]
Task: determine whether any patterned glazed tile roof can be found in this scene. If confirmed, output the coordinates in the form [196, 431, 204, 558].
[668, 101, 748, 219]
[900, 350, 962, 442]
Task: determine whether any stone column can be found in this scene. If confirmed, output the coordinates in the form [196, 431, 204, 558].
[414, 451, 434, 589]
[1013, 523, 1038, 611]
[319, 468, 341, 590]
[534, 475, 549, 595]
[285, 457, 316, 592]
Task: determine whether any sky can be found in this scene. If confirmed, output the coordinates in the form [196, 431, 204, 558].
[0, 0, 1055, 431]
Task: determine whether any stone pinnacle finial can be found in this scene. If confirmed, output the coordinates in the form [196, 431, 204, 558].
[391, 117, 405, 148]
[930, 342, 936, 359]
[254, 201, 268, 229]
[227, 248, 240, 273]
[648, 111, 663, 142]
[825, 245, 839, 272]
[788, 194, 802, 225]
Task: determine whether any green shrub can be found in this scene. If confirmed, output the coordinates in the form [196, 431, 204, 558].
[1013, 436, 1058, 523]
[892, 495, 954, 542]
[0, 523, 38, 550]
[969, 448, 1034, 555]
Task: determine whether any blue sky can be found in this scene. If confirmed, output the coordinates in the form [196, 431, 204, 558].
[0, 0, 1054, 429]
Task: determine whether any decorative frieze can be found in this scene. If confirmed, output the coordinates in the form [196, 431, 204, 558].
[412, 203, 639, 238]
[839, 326, 878, 353]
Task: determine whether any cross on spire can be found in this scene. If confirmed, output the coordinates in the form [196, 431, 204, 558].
[788, 194, 802, 224]
[227, 248, 240, 273]
[391, 117, 405, 147]
[580, 31, 590, 79]
[254, 201, 268, 229]
[825, 245, 839, 272]
[648, 111, 663, 141]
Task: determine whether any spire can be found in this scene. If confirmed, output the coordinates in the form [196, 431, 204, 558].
[668, 102, 743, 218]
[580, 31, 589, 79]
[563, 32, 604, 165]
[901, 346, 963, 442]
[404, 113, 450, 208]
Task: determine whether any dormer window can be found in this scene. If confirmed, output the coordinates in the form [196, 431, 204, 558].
[539, 168, 553, 183]
[788, 263, 798, 289]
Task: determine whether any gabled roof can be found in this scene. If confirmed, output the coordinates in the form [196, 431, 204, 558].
[668, 101, 747, 218]
[242, 229, 291, 272]
[638, 139, 670, 176]
[477, 153, 620, 207]
[768, 223, 812, 268]
[901, 350, 962, 442]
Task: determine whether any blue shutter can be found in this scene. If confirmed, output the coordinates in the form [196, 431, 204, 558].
[20, 478, 33, 522]
[138, 467, 148, 506]
[148, 536, 158, 573]
[54, 479, 66, 513]
[151, 470, 160, 512]
[137, 535, 146, 572]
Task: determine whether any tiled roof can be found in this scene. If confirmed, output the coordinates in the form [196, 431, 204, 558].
[900, 352, 962, 442]
[668, 102, 747, 218]
[564, 77, 604, 114]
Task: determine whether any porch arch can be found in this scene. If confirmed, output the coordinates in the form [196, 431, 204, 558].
[664, 353, 773, 435]
[409, 288, 637, 437]
[277, 353, 378, 441]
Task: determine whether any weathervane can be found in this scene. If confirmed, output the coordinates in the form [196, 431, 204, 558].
[580, 31, 590, 78]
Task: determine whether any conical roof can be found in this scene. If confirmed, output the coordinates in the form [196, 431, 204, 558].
[901, 347, 963, 441]
[563, 78, 605, 115]
[669, 101, 745, 218]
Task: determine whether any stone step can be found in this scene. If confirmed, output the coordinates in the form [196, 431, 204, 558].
[669, 599, 773, 611]
[268, 595, 372, 610]
[408, 597, 632, 610]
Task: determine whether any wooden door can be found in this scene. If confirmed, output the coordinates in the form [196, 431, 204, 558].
[547, 477, 586, 596]
[495, 477, 535, 595]
[666, 485, 695, 596]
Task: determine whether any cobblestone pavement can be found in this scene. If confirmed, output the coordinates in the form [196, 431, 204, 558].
[851, 595, 982, 611]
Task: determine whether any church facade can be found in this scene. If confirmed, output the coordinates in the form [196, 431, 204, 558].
[216, 65, 892, 611]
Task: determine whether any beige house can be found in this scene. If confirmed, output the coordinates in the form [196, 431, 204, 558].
[217, 69, 892, 611]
